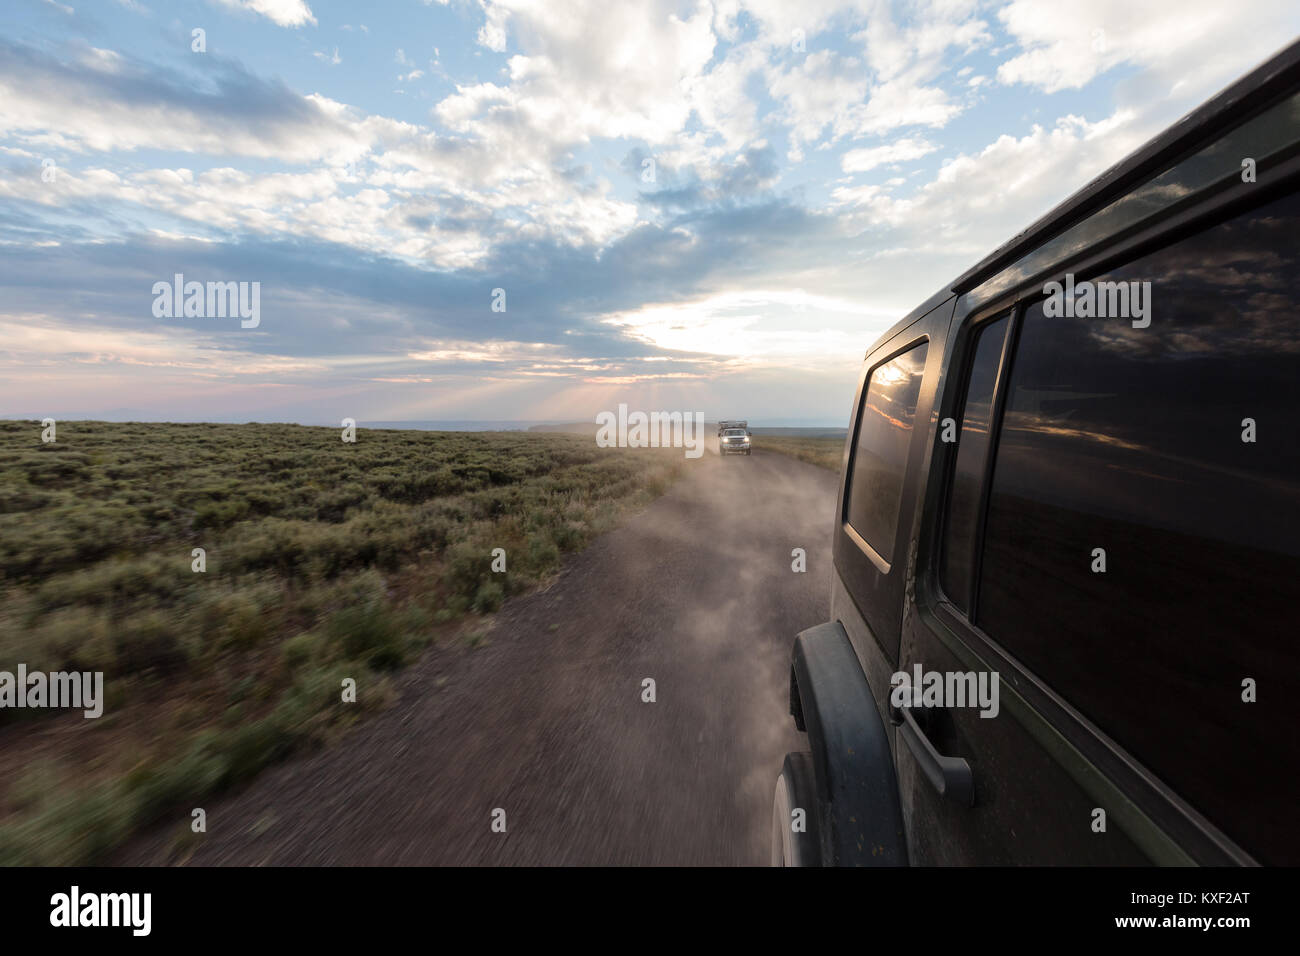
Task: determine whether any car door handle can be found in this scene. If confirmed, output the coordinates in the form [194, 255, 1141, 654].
[896, 704, 976, 807]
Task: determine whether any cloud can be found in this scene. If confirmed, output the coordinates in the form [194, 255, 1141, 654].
[477, 3, 510, 52]
[996, 0, 1298, 94]
[446, 0, 717, 145]
[763, 1, 989, 153]
[831, 110, 1146, 266]
[600, 288, 893, 371]
[212, 0, 317, 28]
[0, 35, 659, 266]
[0, 39, 369, 161]
[841, 136, 937, 172]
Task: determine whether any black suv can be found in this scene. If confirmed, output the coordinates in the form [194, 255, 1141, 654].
[774, 39, 1300, 866]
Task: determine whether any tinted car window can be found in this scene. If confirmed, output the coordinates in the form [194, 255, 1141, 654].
[845, 343, 928, 561]
[940, 315, 1009, 612]
[977, 190, 1300, 863]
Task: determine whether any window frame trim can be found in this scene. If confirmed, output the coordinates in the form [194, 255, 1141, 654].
[932, 307, 1017, 615]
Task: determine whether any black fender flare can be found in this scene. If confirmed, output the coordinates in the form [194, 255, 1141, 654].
[789, 620, 908, 865]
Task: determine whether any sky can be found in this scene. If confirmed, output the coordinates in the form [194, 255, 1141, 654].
[2, 0, 1299, 427]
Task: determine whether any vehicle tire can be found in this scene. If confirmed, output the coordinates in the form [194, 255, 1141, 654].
[771, 752, 822, 866]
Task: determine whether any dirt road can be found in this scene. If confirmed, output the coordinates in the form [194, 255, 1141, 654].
[119, 449, 839, 865]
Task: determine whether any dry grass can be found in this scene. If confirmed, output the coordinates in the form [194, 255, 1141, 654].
[754, 435, 845, 472]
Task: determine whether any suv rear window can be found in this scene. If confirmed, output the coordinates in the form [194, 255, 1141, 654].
[844, 342, 928, 561]
[975, 190, 1300, 863]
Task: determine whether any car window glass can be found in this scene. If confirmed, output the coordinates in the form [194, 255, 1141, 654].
[977, 191, 1300, 863]
[845, 343, 928, 561]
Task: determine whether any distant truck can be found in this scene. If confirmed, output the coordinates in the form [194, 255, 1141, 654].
[717, 420, 751, 456]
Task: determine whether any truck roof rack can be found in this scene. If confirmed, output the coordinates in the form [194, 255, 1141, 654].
[718, 420, 747, 434]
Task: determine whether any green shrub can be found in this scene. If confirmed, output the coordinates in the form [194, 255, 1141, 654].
[325, 602, 407, 670]
[112, 611, 189, 677]
[283, 629, 326, 669]
[472, 580, 504, 613]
